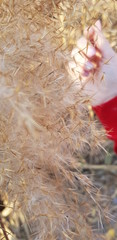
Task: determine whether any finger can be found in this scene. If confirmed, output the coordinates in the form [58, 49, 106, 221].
[72, 50, 86, 66]
[84, 61, 94, 72]
[76, 34, 102, 68]
[87, 45, 97, 58]
[84, 27, 94, 43]
[68, 60, 77, 69]
[71, 47, 87, 61]
[84, 20, 102, 41]
[71, 46, 96, 78]
[68, 60, 82, 78]
[69, 59, 94, 80]
[82, 60, 97, 77]
[95, 20, 102, 31]
[76, 37, 96, 59]
[84, 20, 106, 53]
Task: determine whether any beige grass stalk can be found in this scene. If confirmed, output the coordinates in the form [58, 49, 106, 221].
[0, 0, 116, 239]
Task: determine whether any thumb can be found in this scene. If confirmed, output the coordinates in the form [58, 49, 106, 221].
[84, 20, 101, 40]
[84, 20, 114, 58]
[84, 20, 103, 49]
[94, 20, 102, 31]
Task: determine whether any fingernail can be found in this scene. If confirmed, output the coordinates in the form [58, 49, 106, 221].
[84, 61, 94, 71]
[87, 46, 96, 58]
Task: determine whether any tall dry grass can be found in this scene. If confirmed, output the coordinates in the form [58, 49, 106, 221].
[0, 0, 116, 239]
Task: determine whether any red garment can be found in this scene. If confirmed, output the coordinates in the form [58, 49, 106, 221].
[93, 96, 117, 154]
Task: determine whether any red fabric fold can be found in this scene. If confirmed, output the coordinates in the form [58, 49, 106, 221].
[92, 96, 117, 154]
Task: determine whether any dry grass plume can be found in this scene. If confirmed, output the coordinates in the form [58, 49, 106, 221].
[0, 0, 116, 239]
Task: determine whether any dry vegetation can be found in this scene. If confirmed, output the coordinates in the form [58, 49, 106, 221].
[0, 0, 117, 239]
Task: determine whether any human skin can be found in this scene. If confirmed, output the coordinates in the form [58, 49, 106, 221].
[68, 20, 117, 107]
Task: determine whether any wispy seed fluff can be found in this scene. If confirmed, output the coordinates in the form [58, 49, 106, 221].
[0, 0, 114, 239]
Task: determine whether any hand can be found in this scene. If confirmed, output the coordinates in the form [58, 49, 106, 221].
[68, 20, 117, 106]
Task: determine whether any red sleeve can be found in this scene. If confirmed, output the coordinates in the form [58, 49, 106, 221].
[92, 96, 117, 154]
